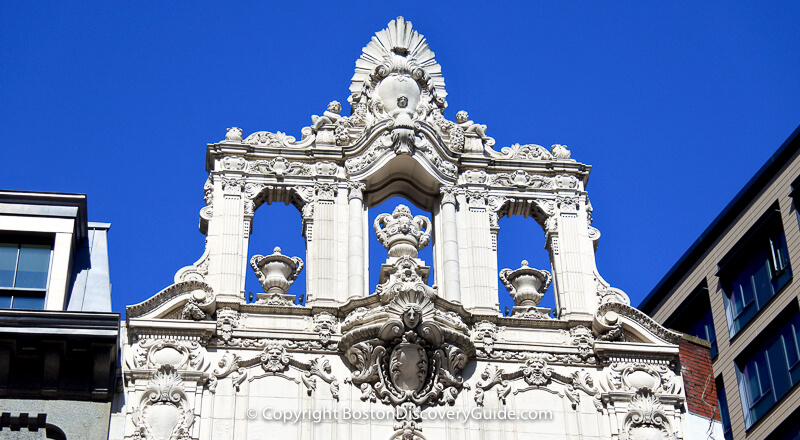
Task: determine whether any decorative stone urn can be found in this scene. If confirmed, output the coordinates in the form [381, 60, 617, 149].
[250, 247, 304, 306]
[499, 260, 553, 319]
[374, 205, 432, 258]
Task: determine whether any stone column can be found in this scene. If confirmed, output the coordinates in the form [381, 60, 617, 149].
[206, 177, 247, 303]
[347, 182, 366, 300]
[545, 194, 597, 320]
[461, 190, 498, 314]
[304, 183, 339, 306]
[439, 186, 462, 303]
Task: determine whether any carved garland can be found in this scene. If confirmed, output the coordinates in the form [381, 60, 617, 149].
[473, 354, 599, 411]
[208, 340, 339, 399]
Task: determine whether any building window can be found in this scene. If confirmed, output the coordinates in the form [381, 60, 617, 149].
[719, 207, 792, 338]
[736, 305, 800, 429]
[716, 377, 733, 440]
[766, 402, 800, 440]
[666, 283, 718, 357]
[0, 241, 51, 310]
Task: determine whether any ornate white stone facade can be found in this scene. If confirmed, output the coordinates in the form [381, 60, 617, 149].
[112, 17, 687, 440]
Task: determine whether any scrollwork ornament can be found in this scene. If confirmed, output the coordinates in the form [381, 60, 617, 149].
[624, 388, 674, 440]
[555, 174, 579, 189]
[315, 161, 338, 176]
[250, 157, 312, 177]
[222, 156, 246, 171]
[471, 353, 598, 408]
[460, 169, 488, 184]
[496, 143, 553, 161]
[489, 170, 553, 189]
[533, 199, 556, 216]
[340, 284, 473, 409]
[133, 365, 194, 440]
[244, 130, 300, 148]
[487, 196, 509, 229]
[474, 364, 512, 405]
[208, 341, 339, 399]
[545, 216, 558, 232]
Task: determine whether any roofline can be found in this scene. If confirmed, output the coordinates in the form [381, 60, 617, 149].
[639, 124, 800, 314]
[0, 190, 89, 244]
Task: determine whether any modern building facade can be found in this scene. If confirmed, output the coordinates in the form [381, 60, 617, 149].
[0, 190, 119, 439]
[110, 18, 694, 440]
[640, 125, 800, 440]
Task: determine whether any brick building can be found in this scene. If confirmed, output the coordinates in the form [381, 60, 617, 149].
[641, 125, 800, 440]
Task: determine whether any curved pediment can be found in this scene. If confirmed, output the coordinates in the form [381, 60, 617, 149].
[126, 280, 215, 321]
[593, 302, 682, 346]
[343, 120, 459, 188]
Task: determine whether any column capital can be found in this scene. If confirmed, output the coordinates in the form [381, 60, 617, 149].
[347, 182, 366, 201]
[314, 182, 338, 201]
[221, 177, 245, 195]
[440, 185, 459, 205]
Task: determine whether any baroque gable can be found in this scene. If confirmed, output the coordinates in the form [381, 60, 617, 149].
[117, 17, 688, 440]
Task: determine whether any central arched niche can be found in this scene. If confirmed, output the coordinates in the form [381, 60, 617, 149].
[366, 195, 435, 294]
[362, 154, 441, 295]
[363, 154, 441, 212]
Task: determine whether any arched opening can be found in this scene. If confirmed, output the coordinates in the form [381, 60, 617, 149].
[363, 154, 441, 213]
[496, 215, 553, 316]
[245, 202, 307, 305]
[366, 195, 435, 294]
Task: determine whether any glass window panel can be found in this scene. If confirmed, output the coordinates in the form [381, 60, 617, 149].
[785, 326, 800, 368]
[746, 361, 761, 405]
[795, 320, 800, 361]
[738, 311, 800, 428]
[0, 244, 18, 288]
[767, 339, 791, 397]
[753, 260, 773, 308]
[772, 234, 791, 272]
[756, 356, 772, 396]
[735, 300, 757, 332]
[732, 281, 748, 315]
[11, 295, 44, 310]
[723, 228, 793, 338]
[15, 244, 50, 289]
[717, 384, 733, 440]
[0, 295, 11, 308]
[710, 340, 719, 359]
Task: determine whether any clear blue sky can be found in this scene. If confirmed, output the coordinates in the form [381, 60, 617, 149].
[2, 2, 799, 315]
